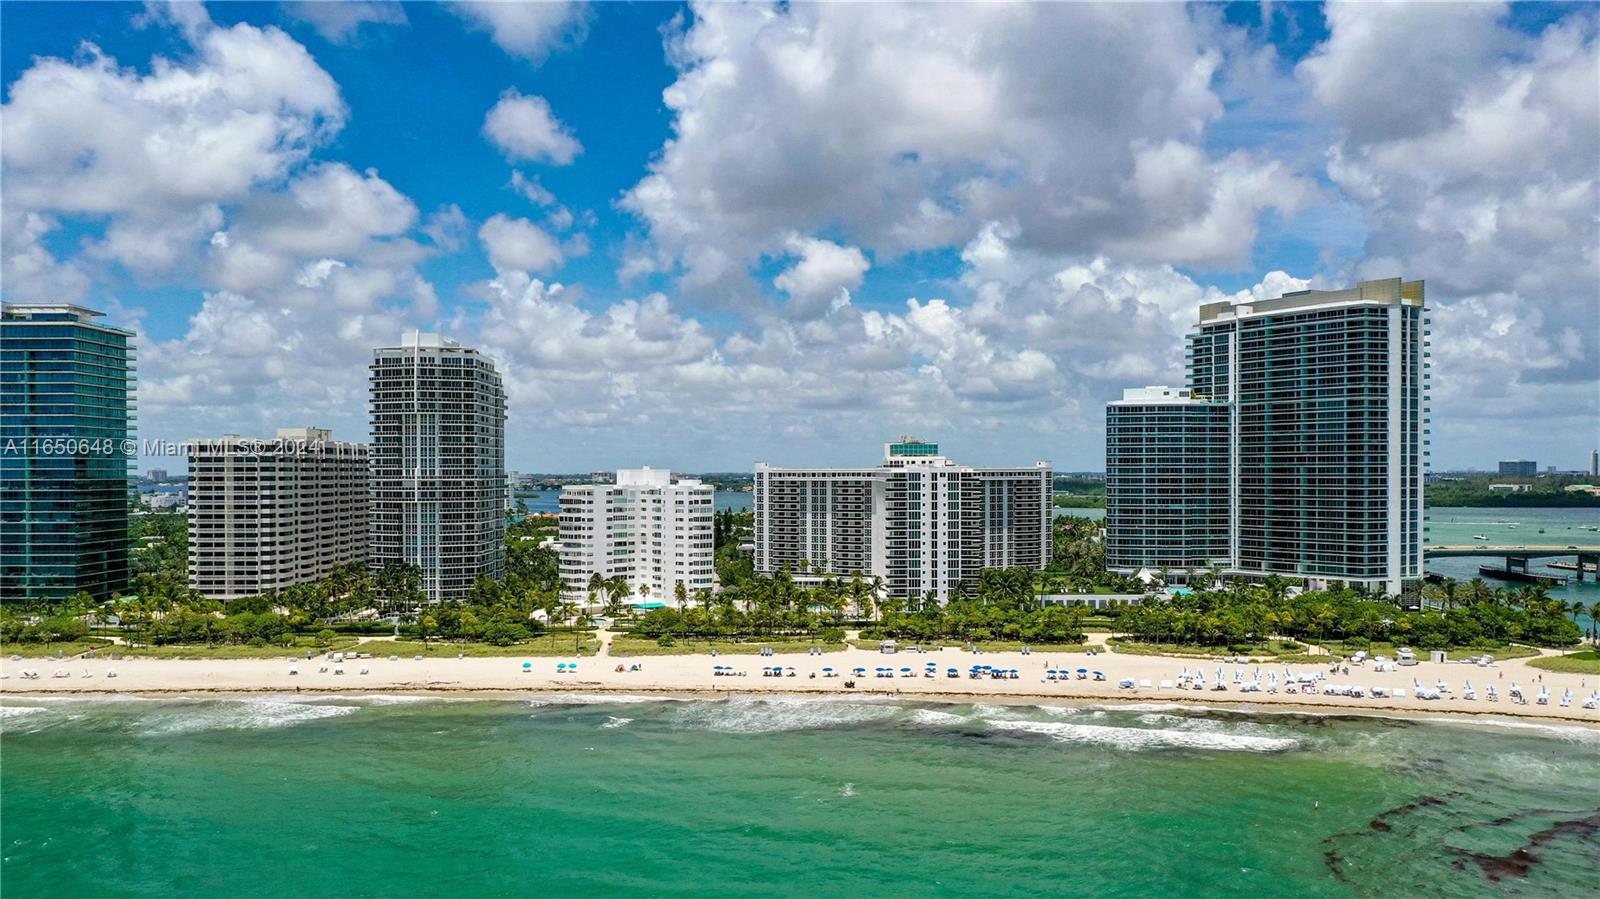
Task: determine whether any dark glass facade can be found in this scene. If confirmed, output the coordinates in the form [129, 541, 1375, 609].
[1107, 278, 1426, 593]
[1105, 399, 1231, 571]
[1, 305, 135, 602]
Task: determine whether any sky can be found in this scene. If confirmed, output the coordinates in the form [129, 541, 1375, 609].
[2, 0, 1596, 473]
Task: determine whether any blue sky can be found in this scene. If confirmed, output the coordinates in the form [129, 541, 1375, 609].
[2, 1, 1596, 472]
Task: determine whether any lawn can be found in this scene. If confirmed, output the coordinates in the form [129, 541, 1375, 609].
[849, 638, 1091, 654]
[609, 635, 844, 657]
[384, 633, 599, 657]
[1106, 639, 1308, 660]
[102, 638, 363, 659]
[1527, 651, 1600, 675]
[1, 639, 116, 659]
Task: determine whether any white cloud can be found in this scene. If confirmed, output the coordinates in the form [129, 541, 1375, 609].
[0, 209, 91, 303]
[1, 19, 344, 273]
[1300, 2, 1600, 460]
[622, 1, 1313, 300]
[283, 1, 407, 43]
[483, 89, 582, 164]
[772, 234, 870, 318]
[479, 213, 564, 274]
[451, 1, 589, 63]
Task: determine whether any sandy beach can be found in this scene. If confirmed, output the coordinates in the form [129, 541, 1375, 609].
[5, 642, 1598, 726]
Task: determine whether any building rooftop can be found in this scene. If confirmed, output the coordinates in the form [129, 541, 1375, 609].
[1197, 277, 1424, 324]
[1109, 386, 1222, 405]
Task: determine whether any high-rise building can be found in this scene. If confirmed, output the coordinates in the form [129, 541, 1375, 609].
[754, 440, 1051, 601]
[1108, 278, 1426, 594]
[1498, 459, 1537, 477]
[185, 428, 369, 599]
[1590, 450, 1597, 478]
[369, 332, 506, 603]
[1105, 387, 1231, 572]
[558, 468, 715, 604]
[146, 468, 169, 483]
[1, 303, 135, 602]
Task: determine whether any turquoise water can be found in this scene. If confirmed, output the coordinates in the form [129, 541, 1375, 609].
[3, 696, 1596, 897]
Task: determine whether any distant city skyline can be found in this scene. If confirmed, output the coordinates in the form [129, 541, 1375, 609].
[2, 2, 1595, 472]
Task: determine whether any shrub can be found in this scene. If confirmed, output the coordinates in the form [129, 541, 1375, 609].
[315, 628, 336, 647]
[818, 627, 845, 644]
[657, 635, 676, 647]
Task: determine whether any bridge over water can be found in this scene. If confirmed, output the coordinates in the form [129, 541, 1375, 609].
[1425, 544, 1600, 581]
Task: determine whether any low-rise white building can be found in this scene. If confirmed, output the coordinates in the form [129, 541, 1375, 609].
[559, 468, 716, 605]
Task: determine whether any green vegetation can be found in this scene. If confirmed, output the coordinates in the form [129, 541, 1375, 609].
[1105, 576, 1582, 653]
[1, 639, 115, 659]
[1105, 638, 1309, 659]
[1052, 475, 1106, 496]
[1426, 474, 1600, 507]
[108, 638, 363, 659]
[1052, 495, 1106, 509]
[8, 504, 1588, 669]
[1, 511, 573, 652]
[609, 635, 842, 657]
[382, 634, 598, 657]
[1526, 651, 1600, 674]
[849, 638, 1091, 654]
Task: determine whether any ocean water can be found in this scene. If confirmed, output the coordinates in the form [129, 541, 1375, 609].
[1426, 507, 1600, 612]
[3, 696, 1597, 897]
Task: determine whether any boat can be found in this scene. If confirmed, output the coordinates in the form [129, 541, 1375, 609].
[1472, 534, 1489, 541]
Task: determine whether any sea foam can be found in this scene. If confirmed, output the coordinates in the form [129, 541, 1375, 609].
[668, 696, 902, 733]
[986, 718, 1300, 752]
[136, 699, 359, 736]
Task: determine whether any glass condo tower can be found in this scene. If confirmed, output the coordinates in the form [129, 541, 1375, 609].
[1, 303, 136, 602]
[1107, 278, 1426, 595]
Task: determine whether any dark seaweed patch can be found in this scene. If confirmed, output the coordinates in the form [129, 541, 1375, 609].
[1448, 811, 1600, 884]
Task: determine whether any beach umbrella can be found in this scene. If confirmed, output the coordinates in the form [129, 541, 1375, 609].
[522, 662, 532, 670]
[1077, 668, 1088, 674]
[900, 667, 912, 674]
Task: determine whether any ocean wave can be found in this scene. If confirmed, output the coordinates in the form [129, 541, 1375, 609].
[600, 716, 633, 729]
[667, 696, 902, 734]
[136, 699, 359, 735]
[986, 718, 1300, 752]
[905, 708, 971, 727]
[1415, 716, 1600, 745]
[530, 693, 687, 707]
[300, 694, 459, 706]
[0, 705, 63, 735]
